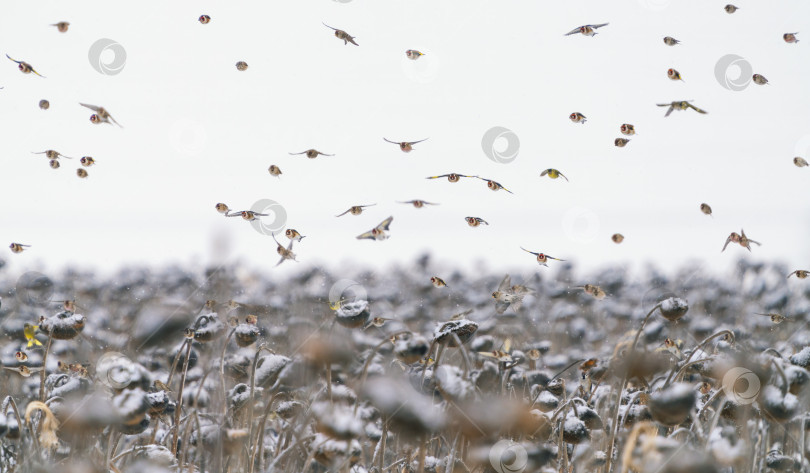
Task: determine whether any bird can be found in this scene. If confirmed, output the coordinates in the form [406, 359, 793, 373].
[724, 4, 739, 14]
[405, 50, 424, 60]
[430, 277, 448, 288]
[76, 168, 88, 178]
[398, 200, 439, 208]
[24, 323, 42, 347]
[357, 216, 394, 241]
[6, 54, 45, 77]
[700, 203, 713, 217]
[475, 177, 513, 193]
[565, 23, 609, 37]
[612, 233, 625, 244]
[268, 165, 282, 177]
[199, 15, 211, 24]
[722, 229, 761, 252]
[33, 150, 73, 160]
[215, 203, 231, 214]
[520, 247, 565, 267]
[755, 313, 787, 324]
[80, 103, 122, 127]
[667, 68, 684, 81]
[271, 233, 297, 267]
[80, 157, 95, 167]
[787, 270, 809, 279]
[285, 229, 305, 242]
[426, 173, 475, 183]
[569, 112, 587, 124]
[574, 284, 607, 300]
[465, 217, 489, 227]
[657, 101, 707, 117]
[336, 204, 376, 217]
[289, 149, 333, 159]
[236, 61, 248, 71]
[615, 138, 631, 148]
[540, 169, 569, 182]
[51, 21, 70, 32]
[620, 124, 636, 135]
[323, 23, 358, 46]
[492, 274, 534, 314]
[10, 243, 31, 254]
[794, 157, 809, 167]
[663, 36, 680, 46]
[39, 100, 50, 110]
[227, 210, 268, 221]
[784, 33, 799, 44]
[383, 138, 428, 153]
[3, 366, 42, 377]
[752, 74, 769, 85]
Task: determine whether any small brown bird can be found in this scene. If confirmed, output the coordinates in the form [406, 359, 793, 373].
[755, 312, 787, 324]
[3, 366, 42, 377]
[663, 36, 680, 46]
[398, 200, 439, 208]
[356, 216, 394, 241]
[33, 150, 73, 160]
[612, 233, 624, 244]
[575, 284, 606, 300]
[268, 165, 282, 177]
[236, 61, 248, 71]
[10, 243, 32, 254]
[215, 203, 230, 214]
[794, 157, 809, 167]
[271, 232, 297, 267]
[667, 68, 684, 81]
[76, 168, 88, 178]
[620, 124, 635, 135]
[227, 210, 268, 221]
[51, 22, 70, 33]
[80, 103, 122, 127]
[787, 270, 809, 279]
[724, 4, 739, 14]
[49, 159, 60, 169]
[426, 173, 474, 183]
[323, 23, 358, 46]
[783, 33, 799, 44]
[285, 229, 305, 242]
[80, 156, 95, 167]
[492, 274, 534, 314]
[700, 203, 713, 217]
[564, 23, 609, 37]
[569, 112, 587, 124]
[39, 99, 50, 110]
[289, 149, 333, 159]
[383, 138, 428, 153]
[657, 101, 707, 117]
[476, 177, 513, 194]
[430, 276, 448, 288]
[540, 168, 569, 182]
[722, 229, 761, 252]
[465, 216, 489, 227]
[6, 54, 45, 77]
[199, 15, 211, 24]
[520, 247, 565, 267]
[405, 50, 424, 60]
[752, 74, 768, 85]
[15, 351, 28, 362]
[336, 204, 376, 217]
[615, 138, 630, 147]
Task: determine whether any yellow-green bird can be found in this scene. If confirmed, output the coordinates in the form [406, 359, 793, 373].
[540, 168, 569, 182]
[24, 323, 42, 348]
[657, 100, 707, 117]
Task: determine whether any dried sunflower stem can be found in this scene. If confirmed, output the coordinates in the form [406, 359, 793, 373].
[219, 327, 237, 416]
[664, 329, 734, 387]
[38, 331, 53, 401]
[246, 345, 275, 473]
[172, 339, 194, 456]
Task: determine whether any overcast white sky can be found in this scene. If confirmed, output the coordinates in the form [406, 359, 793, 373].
[1, 0, 808, 281]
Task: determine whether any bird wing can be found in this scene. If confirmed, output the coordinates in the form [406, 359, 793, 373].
[564, 27, 582, 36]
[383, 138, 399, 144]
[426, 174, 450, 179]
[721, 237, 733, 252]
[664, 106, 675, 117]
[336, 209, 351, 217]
[520, 247, 539, 256]
[79, 103, 102, 112]
[318, 152, 335, 156]
[376, 216, 394, 231]
[6, 54, 21, 64]
[494, 300, 510, 314]
[322, 22, 337, 31]
[559, 172, 569, 182]
[356, 230, 376, 240]
[410, 138, 429, 145]
[289, 151, 308, 155]
[497, 274, 511, 293]
[687, 103, 707, 114]
[591, 23, 609, 29]
[347, 37, 359, 46]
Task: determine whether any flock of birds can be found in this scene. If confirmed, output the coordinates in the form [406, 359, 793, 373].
[4, 7, 809, 295]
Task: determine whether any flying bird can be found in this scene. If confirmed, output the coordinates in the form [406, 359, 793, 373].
[80, 103, 122, 127]
[398, 200, 439, 208]
[271, 233, 297, 267]
[384, 138, 428, 153]
[405, 50, 424, 60]
[336, 204, 376, 217]
[794, 157, 808, 167]
[426, 173, 475, 183]
[657, 101, 707, 117]
[10, 243, 31, 254]
[752, 74, 769, 85]
[52, 21, 70, 32]
[784, 33, 799, 44]
[475, 177, 513, 193]
[465, 217, 489, 227]
[6, 54, 45, 77]
[285, 229, 305, 242]
[492, 274, 534, 314]
[700, 203, 713, 217]
[357, 216, 394, 241]
[787, 270, 809, 279]
[289, 149, 333, 159]
[569, 112, 587, 124]
[667, 68, 684, 81]
[614, 138, 630, 148]
[565, 23, 609, 37]
[620, 124, 636, 135]
[540, 169, 569, 182]
[520, 247, 565, 267]
[323, 23, 358, 46]
[663, 36, 680, 46]
[722, 229, 761, 252]
[724, 4, 739, 14]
